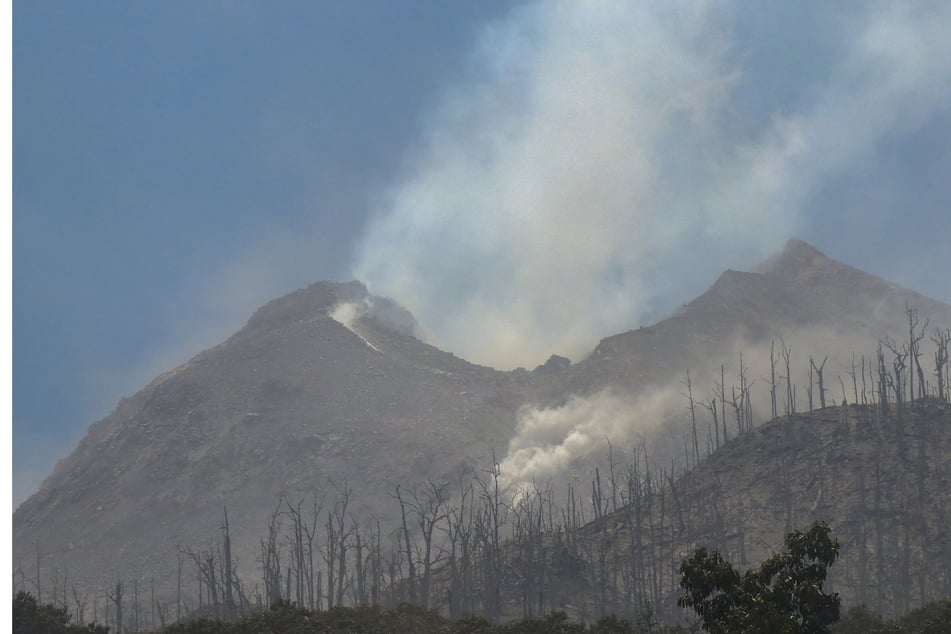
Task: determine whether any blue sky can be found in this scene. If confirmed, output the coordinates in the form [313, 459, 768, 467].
[13, 2, 951, 505]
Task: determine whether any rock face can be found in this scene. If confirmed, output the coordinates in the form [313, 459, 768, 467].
[12, 240, 951, 604]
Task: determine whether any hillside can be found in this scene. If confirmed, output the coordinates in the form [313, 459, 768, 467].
[613, 398, 950, 618]
[499, 239, 951, 491]
[13, 280, 522, 595]
[431, 399, 951, 623]
[531, 239, 951, 401]
[12, 240, 951, 620]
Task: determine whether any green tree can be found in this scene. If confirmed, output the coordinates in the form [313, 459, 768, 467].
[831, 604, 889, 634]
[13, 591, 109, 634]
[679, 521, 841, 633]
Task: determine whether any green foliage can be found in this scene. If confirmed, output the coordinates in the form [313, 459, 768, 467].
[166, 602, 448, 633]
[591, 615, 635, 633]
[449, 614, 495, 634]
[898, 598, 951, 634]
[165, 618, 233, 634]
[678, 521, 841, 633]
[13, 591, 109, 634]
[14, 591, 71, 634]
[498, 611, 587, 633]
[832, 599, 951, 634]
[149, 601, 695, 633]
[832, 604, 888, 634]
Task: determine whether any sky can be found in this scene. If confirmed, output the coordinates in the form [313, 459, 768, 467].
[13, 1, 951, 507]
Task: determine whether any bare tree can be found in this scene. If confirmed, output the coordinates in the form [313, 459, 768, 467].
[780, 338, 795, 415]
[259, 499, 283, 607]
[700, 398, 720, 451]
[475, 452, 506, 620]
[682, 369, 701, 466]
[132, 578, 139, 633]
[286, 499, 310, 608]
[884, 339, 908, 430]
[176, 552, 183, 623]
[183, 544, 219, 619]
[768, 340, 779, 419]
[444, 476, 475, 618]
[220, 507, 236, 619]
[351, 521, 370, 605]
[591, 467, 606, 520]
[933, 328, 950, 401]
[811, 356, 828, 409]
[393, 484, 418, 606]
[106, 579, 124, 634]
[323, 481, 354, 607]
[715, 365, 728, 444]
[372, 520, 384, 607]
[877, 342, 891, 416]
[71, 584, 88, 626]
[408, 481, 450, 608]
[808, 359, 815, 412]
[35, 542, 42, 603]
[906, 304, 929, 402]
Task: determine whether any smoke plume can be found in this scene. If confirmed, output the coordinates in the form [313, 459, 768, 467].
[353, 1, 951, 369]
[498, 323, 951, 491]
[499, 386, 682, 489]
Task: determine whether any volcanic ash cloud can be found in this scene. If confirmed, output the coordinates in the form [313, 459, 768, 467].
[352, 1, 951, 370]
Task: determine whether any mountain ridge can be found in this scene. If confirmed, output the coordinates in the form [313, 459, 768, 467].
[13, 239, 951, 611]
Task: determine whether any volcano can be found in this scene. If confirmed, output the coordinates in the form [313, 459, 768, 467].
[13, 240, 951, 613]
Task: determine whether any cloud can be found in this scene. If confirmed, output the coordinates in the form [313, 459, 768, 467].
[353, 1, 951, 370]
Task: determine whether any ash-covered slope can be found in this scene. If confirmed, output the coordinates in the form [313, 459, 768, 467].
[533, 239, 951, 401]
[560, 399, 951, 620]
[13, 240, 951, 602]
[13, 280, 523, 592]
[428, 400, 951, 622]
[498, 239, 951, 493]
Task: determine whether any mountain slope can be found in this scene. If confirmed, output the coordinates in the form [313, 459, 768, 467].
[14, 280, 522, 591]
[531, 239, 951, 401]
[12, 240, 951, 607]
[556, 399, 951, 621]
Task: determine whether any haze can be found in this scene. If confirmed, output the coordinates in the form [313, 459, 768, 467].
[13, 1, 951, 505]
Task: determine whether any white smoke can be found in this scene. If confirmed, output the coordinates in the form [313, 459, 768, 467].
[499, 387, 683, 488]
[353, 1, 951, 370]
[498, 319, 951, 492]
[329, 300, 382, 353]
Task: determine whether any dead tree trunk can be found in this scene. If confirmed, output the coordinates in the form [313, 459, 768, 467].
[303, 496, 322, 610]
[444, 479, 474, 619]
[906, 304, 928, 402]
[106, 580, 124, 634]
[933, 328, 950, 401]
[781, 338, 795, 415]
[183, 545, 219, 619]
[221, 507, 235, 619]
[811, 356, 828, 409]
[701, 399, 720, 451]
[176, 552, 183, 623]
[410, 481, 450, 608]
[35, 542, 42, 604]
[287, 499, 307, 608]
[394, 484, 418, 606]
[877, 342, 890, 416]
[682, 369, 700, 466]
[71, 585, 87, 626]
[260, 499, 283, 607]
